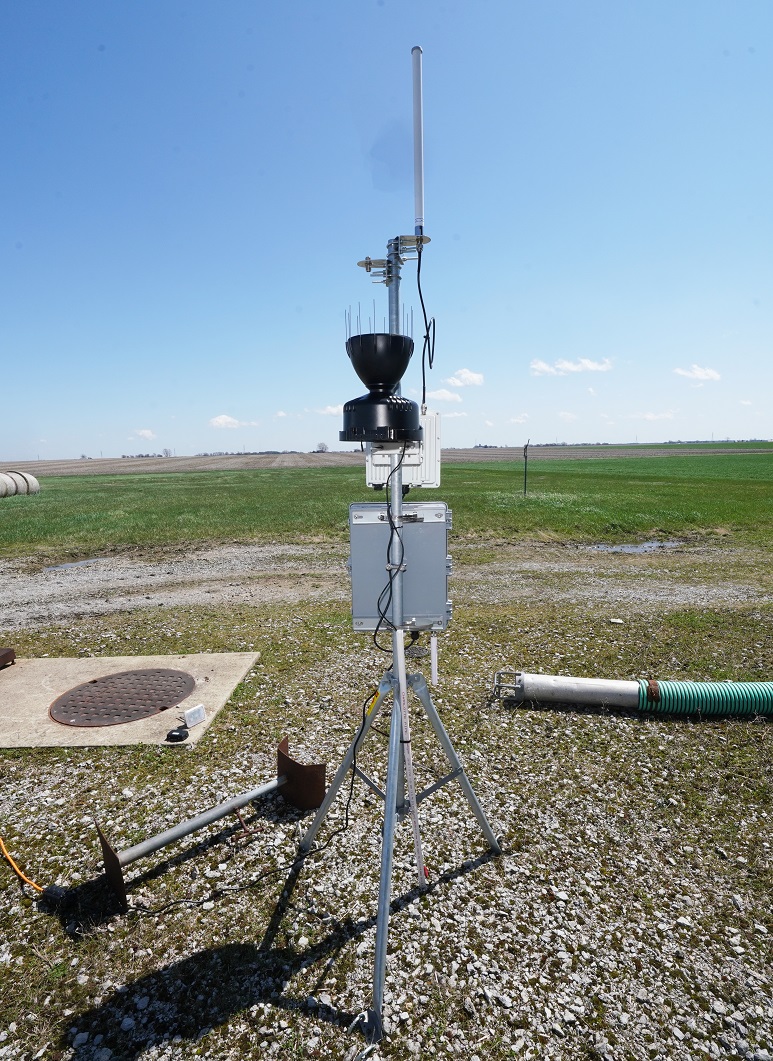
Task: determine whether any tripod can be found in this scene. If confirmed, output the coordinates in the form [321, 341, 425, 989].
[299, 452, 501, 1044]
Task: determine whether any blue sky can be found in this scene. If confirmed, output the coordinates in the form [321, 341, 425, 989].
[2, 1, 771, 460]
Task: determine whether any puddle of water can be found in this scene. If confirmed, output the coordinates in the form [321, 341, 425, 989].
[45, 558, 102, 572]
[589, 541, 683, 554]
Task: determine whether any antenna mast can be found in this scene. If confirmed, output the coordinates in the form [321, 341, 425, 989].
[412, 45, 425, 240]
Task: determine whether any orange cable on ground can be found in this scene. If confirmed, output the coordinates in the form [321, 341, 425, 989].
[0, 835, 44, 892]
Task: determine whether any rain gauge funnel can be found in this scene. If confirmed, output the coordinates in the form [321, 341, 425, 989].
[340, 333, 421, 443]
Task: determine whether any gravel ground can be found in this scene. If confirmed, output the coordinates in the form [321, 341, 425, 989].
[3, 539, 772, 632]
[1, 544, 350, 631]
[1, 539, 772, 1061]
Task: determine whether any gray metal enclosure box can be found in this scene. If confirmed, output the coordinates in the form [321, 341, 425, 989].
[348, 502, 452, 632]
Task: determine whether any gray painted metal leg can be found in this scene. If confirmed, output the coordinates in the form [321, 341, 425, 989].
[299, 680, 391, 853]
[408, 673, 501, 854]
[365, 694, 404, 1041]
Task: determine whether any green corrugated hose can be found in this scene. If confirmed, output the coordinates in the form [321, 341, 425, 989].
[638, 679, 773, 718]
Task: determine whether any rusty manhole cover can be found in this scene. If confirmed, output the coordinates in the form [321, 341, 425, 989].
[49, 669, 196, 727]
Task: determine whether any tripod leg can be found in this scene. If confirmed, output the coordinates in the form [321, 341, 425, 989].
[408, 673, 501, 854]
[394, 632, 425, 888]
[363, 693, 403, 1043]
[299, 679, 391, 853]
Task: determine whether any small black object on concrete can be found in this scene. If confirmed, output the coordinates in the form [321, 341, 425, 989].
[165, 726, 189, 743]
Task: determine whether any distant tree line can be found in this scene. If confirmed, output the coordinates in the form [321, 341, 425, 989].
[193, 450, 304, 457]
[115, 448, 336, 459]
[473, 439, 768, 449]
[121, 449, 173, 458]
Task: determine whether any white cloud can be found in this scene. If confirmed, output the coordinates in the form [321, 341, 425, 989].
[739, 399, 752, 406]
[630, 411, 675, 421]
[530, 359, 558, 376]
[558, 411, 578, 422]
[484, 420, 494, 427]
[559, 358, 612, 373]
[588, 387, 596, 396]
[509, 414, 529, 424]
[135, 428, 157, 440]
[275, 410, 287, 418]
[442, 411, 468, 418]
[427, 389, 463, 403]
[531, 357, 612, 376]
[209, 414, 259, 429]
[673, 364, 720, 381]
[317, 404, 344, 416]
[446, 368, 484, 387]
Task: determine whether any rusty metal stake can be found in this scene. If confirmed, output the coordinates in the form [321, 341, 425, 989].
[232, 806, 255, 838]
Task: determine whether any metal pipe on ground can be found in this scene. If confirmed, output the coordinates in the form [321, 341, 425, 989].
[500, 671, 640, 709]
[493, 670, 773, 718]
[96, 738, 325, 909]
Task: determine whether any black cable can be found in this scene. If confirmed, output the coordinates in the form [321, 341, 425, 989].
[372, 445, 406, 649]
[320, 692, 372, 843]
[416, 241, 435, 409]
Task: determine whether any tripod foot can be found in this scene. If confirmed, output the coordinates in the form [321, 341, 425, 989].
[360, 1008, 384, 1043]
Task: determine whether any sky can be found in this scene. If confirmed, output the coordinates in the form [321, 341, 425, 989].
[2, 1, 772, 460]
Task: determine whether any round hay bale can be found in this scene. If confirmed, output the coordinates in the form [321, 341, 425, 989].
[8, 470, 41, 494]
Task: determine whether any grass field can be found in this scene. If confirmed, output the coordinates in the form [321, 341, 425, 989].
[2, 451, 773, 561]
[1, 451, 772, 1061]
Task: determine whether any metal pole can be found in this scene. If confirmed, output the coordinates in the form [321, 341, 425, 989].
[369, 694, 404, 1036]
[411, 46, 424, 237]
[388, 452, 404, 621]
[388, 449, 425, 887]
[387, 452, 405, 816]
[299, 680, 391, 853]
[387, 237, 401, 337]
[365, 449, 428, 1044]
[393, 613, 425, 888]
[523, 439, 530, 497]
[409, 673, 501, 853]
[117, 778, 284, 867]
[513, 671, 641, 709]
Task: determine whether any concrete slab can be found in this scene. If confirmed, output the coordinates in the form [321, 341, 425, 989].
[0, 653, 258, 748]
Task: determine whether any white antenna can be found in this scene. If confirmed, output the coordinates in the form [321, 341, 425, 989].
[411, 45, 425, 237]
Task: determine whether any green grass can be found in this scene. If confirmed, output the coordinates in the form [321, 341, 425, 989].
[461, 453, 773, 543]
[2, 451, 773, 562]
[0, 468, 370, 561]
